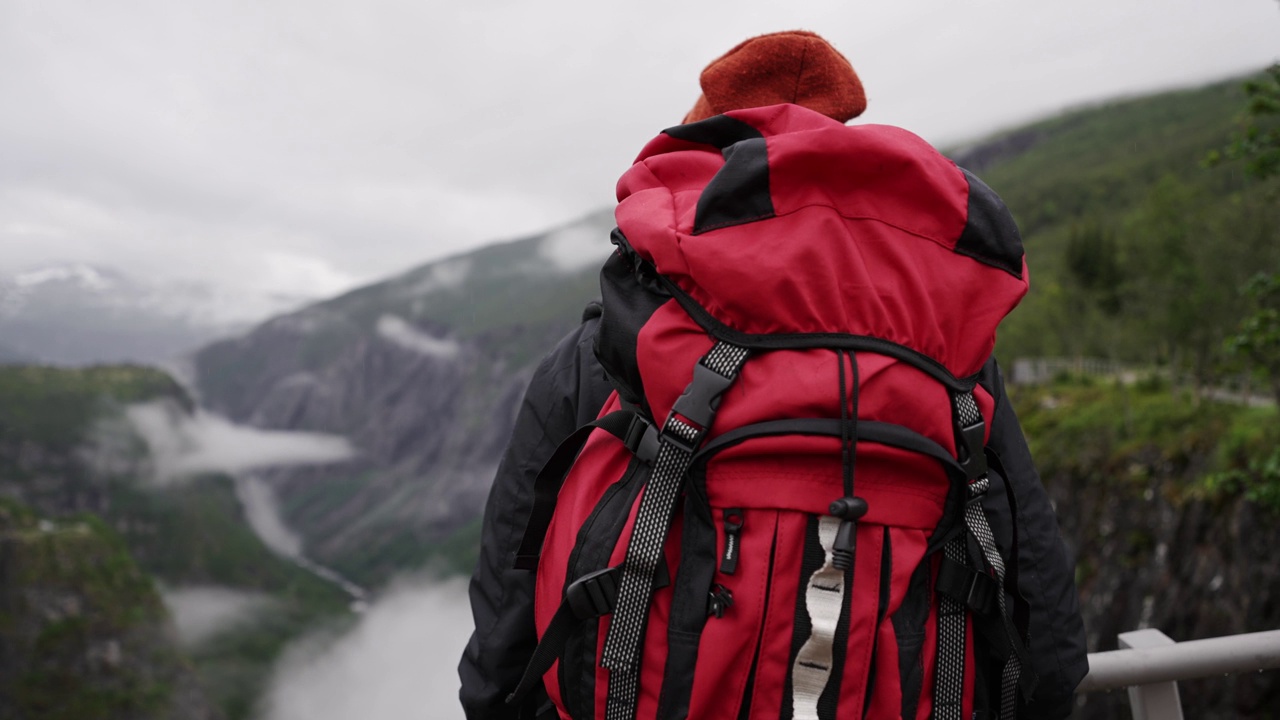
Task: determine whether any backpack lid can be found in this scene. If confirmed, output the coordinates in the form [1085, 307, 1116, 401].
[613, 103, 1028, 379]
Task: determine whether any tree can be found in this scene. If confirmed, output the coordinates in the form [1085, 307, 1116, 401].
[1064, 220, 1122, 315]
[1207, 64, 1280, 179]
[1214, 65, 1280, 403]
[1226, 273, 1280, 405]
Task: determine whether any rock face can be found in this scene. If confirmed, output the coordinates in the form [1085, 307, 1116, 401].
[191, 211, 613, 584]
[0, 500, 220, 720]
[1053, 470, 1279, 719]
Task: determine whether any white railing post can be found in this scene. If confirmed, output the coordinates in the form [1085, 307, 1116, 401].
[1118, 629, 1183, 720]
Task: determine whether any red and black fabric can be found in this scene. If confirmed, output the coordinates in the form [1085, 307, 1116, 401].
[458, 104, 1089, 720]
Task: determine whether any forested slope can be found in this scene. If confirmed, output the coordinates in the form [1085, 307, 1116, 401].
[953, 73, 1279, 384]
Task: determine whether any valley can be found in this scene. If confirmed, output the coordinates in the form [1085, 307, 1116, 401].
[0, 72, 1277, 718]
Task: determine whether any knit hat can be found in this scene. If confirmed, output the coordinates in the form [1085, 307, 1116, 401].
[683, 30, 866, 124]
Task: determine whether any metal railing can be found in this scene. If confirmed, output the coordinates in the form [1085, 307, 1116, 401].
[1079, 628, 1280, 719]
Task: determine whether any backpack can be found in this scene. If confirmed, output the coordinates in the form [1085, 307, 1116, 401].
[509, 104, 1036, 720]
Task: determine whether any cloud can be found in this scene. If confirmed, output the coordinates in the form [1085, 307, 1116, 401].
[1, 0, 1277, 323]
[125, 400, 354, 484]
[376, 315, 462, 359]
[261, 578, 473, 720]
[162, 585, 275, 646]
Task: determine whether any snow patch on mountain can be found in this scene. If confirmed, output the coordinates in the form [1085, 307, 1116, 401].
[375, 315, 460, 359]
[1, 262, 324, 331]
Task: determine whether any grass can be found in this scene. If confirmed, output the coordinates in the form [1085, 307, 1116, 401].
[1011, 375, 1280, 512]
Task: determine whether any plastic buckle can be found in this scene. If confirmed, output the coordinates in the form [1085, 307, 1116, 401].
[670, 362, 735, 430]
[622, 414, 659, 463]
[964, 569, 998, 614]
[565, 567, 620, 620]
[957, 419, 988, 481]
[938, 558, 997, 614]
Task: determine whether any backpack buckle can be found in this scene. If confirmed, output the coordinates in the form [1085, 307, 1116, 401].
[565, 567, 620, 620]
[937, 557, 998, 614]
[957, 418, 988, 481]
[670, 362, 735, 430]
[622, 414, 659, 464]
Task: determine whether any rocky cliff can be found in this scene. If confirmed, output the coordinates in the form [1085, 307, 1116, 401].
[1014, 379, 1279, 718]
[191, 210, 613, 584]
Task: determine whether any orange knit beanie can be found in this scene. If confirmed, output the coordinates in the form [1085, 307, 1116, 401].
[683, 30, 866, 124]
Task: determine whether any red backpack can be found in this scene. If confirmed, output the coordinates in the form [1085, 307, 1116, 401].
[510, 104, 1035, 720]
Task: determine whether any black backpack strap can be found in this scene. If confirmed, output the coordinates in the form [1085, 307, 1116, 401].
[506, 567, 621, 706]
[514, 410, 659, 571]
[601, 341, 750, 720]
[934, 391, 1036, 720]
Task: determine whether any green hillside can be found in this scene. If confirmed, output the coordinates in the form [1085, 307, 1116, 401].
[0, 498, 204, 720]
[0, 365, 351, 719]
[958, 71, 1280, 383]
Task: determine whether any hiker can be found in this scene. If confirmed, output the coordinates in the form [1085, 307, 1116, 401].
[460, 30, 1088, 720]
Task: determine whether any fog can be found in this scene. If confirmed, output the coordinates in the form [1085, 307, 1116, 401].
[162, 586, 275, 646]
[234, 473, 305, 558]
[124, 400, 354, 484]
[261, 578, 473, 720]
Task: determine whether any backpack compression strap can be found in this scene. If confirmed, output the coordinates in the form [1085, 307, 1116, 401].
[602, 341, 750, 720]
[934, 391, 1034, 719]
[514, 410, 659, 571]
[506, 408, 663, 707]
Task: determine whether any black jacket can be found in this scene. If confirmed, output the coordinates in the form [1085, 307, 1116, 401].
[459, 308, 1088, 720]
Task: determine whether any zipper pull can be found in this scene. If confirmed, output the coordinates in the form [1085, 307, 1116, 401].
[720, 508, 743, 575]
[707, 583, 735, 618]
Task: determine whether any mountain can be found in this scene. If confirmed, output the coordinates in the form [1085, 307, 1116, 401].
[191, 209, 614, 584]
[0, 263, 312, 366]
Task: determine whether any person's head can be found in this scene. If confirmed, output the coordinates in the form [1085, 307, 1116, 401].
[683, 30, 866, 125]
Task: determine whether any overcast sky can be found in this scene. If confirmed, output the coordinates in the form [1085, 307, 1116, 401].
[2, 0, 1277, 318]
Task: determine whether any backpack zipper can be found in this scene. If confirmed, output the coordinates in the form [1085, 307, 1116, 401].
[720, 508, 744, 575]
[708, 583, 735, 618]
